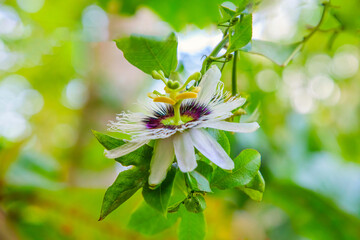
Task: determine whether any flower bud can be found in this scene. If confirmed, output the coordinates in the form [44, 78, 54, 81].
[184, 194, 206, 213]
[151, 70, 166, 81]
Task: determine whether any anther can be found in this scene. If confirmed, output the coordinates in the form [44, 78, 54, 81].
[176, 92, 198, 100]
[153, 96, 176, 105]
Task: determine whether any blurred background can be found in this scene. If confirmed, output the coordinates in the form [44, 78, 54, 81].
[0, 0, 360, 239]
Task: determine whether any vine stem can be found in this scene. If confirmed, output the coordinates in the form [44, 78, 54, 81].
[200, 34, 229, 75]
[232, 51, 238, 96]
[303, 2, 330, 43]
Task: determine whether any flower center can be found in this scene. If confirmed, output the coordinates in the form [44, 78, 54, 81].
[161, 114, 194, 126]
[148, 70, 202, 125]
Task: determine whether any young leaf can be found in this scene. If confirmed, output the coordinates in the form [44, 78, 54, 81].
[212, 149, 261, 189]
[218, 6, 236, 24]
[142, 166, 176, 214]
[128, 202, 179, 235]
[178, 206, 206, 240]
[238, 170, 265, 201]
[242, 40, 303, 66]
[115, 32, 178, 77]
[227, 14, 252, 53]
[99, 166, 149, 220]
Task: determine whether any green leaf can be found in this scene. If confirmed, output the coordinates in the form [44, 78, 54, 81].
[128, 202, 179, 235]
[115, 33, 178, 77]
[212, 149, 261, 189]
[5, 151, 60, 189]
[206, 129, 230, 155]
[236, 0, 252, 14]
[267, 181, 360, 240]
[238, 170, 265, 201]
[167, 171, 188, 213]
[178, 206, 206, 240]
[167, 202, 182, 213]
[320, 11, 342, 31]
[99, 166, 149, 220]
[92, 130, 153, 220]
[92, 130, 152, 166]
[227, 14, 252, 53]
[145, 0, 231, 30]
[92, 130, 125, 150]
[242, 40, 303, 66]
[218, 6, 237, 24]
[188, 171, 212, 193]
[142, 167, 176, 214]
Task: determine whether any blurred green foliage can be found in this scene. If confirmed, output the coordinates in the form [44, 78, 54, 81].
[0, 0, 360, 240]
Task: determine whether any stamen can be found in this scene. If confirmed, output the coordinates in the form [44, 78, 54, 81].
[176, 92, 198, 100]
[153, 96, 176, 105]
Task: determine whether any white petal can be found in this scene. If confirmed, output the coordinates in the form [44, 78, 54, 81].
[209, 97, 246, 117]
[105, 140, 149, 159]
[199, 121, 260, 133]
[189, 128, 234, 170]
[173, 132, 197, 172]
[149, 138, 175, 186]
[197, 65, 221, 103]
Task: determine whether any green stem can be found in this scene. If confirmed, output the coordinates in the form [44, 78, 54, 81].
[200, 35, 229, 75]
[232, 51, 238, 96]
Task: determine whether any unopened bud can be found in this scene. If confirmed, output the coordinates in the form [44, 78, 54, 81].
[151, 70, 166, 81]
[184, 194, 206, 213]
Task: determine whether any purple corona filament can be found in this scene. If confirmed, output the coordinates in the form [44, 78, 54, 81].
[144, 100, 211, 129]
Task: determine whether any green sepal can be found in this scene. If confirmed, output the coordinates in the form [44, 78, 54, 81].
[186, 171, 212, 193]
